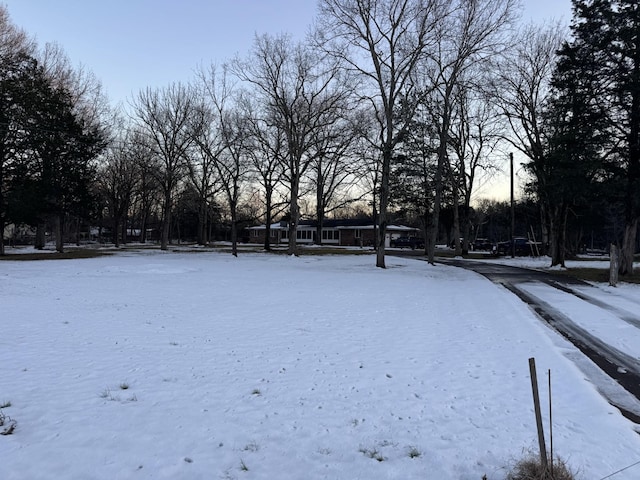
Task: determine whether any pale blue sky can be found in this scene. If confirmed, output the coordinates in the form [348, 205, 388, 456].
[4, 0, 572, 108]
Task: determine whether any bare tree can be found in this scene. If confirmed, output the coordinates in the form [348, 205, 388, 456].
[128, 130, 161, 244]
[232, 33, 346, 255]
[448, 84, 504, 255]
[190, 65, 229, 246]
[98, 125, 140, 247]
[218, 101, 253, 256]
[492, 22, 565, 263]
[317, 0, 445, 267]
[131, 83, 195, 250]
[39, 42, 110, 136]
[244, 106, 286, 251]
[307, 114, 362, 244]
[0, 6, 34, 59]
[193, 65, 256, 255]
[426, 0, 518, 263]
[186, 105, 220, 246]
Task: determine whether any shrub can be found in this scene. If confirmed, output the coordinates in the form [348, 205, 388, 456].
[506, 454, 575, 480]
[0, 409, 17, 435]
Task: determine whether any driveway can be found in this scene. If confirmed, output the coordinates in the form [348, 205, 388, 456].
[426, 256, 640, 423]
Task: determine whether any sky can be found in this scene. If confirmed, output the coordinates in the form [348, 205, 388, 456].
[2, 249, 640, 479]
[4, 0, 573, 108]
[2, 0, 573, 201]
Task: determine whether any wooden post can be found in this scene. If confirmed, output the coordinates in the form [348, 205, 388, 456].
[548, 369, 553, 477]
[510, 152, 515, 258]
[609, 244, 618, 287]
[529, 358, 548, 470]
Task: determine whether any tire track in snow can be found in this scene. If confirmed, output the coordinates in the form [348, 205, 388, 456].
[430, 257, 640, 424]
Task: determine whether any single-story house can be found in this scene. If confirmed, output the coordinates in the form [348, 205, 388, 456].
[247, 219, 421, 248]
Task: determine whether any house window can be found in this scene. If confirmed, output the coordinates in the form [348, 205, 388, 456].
[296, 230, 313, 240]
[322, 230, 339, 241]
[354, 229, 362, 239]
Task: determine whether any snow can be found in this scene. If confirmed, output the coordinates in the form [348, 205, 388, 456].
[2, 250, 640, 479]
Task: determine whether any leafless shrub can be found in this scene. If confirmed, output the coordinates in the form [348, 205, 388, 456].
[506, 454, 575, 480]
[0, 409, 17, 435]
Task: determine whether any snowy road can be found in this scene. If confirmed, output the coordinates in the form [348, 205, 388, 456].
[440, 258, 640, 423]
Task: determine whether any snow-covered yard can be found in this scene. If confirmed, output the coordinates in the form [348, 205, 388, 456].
[1, 250, 640, 479]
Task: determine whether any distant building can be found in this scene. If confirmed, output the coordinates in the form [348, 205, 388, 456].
[247, 219, 420, 248]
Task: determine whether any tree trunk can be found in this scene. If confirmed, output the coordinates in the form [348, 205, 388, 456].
[55, 214, 64, 253]
[376, 146, 391, 268]
[197, 197, 207, 246]
[264, 187, 273, 251]
[121, 214, 128, 245]
[160, 210, 171, 250]
[139, 206, 148, 243]
[316, 211, 324, 247]
[452, 185, 461, 257]
[609, 244, 619, 286]
[549, 204, 568, 267]
[35, 223, 46, 250]
[0, 217, 5, 256]
[75, 217, 81, 246]
[113, 216, 120, 248]
[462, 202, 471, 255]
[428, 105, 451, 265]
[619, 217, 638, 276]
[315, 163, 324, 246]
[230, 200, 238, 257]
[288, 175, 300, 256]
[539, 202, 550, 256]
[161, 202, 171, 251]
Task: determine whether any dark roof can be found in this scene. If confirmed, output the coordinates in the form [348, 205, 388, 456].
[297, 218, 375, 228]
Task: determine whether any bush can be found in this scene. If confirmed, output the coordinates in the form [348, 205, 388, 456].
[0, 409, 17, 435]
[506, 454, 575, 480]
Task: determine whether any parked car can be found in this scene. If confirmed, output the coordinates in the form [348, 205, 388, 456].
[496, 237, 541, 256]
[390, 236, 425, 249]
[471, 238, 493, 251]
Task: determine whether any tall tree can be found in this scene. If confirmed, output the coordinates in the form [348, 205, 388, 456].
[0, 6, 35, 255]
[389, 99, 438, 245]
[527, 16, 609, 267]
[217, 98, 252, 257]
[244, 104, 286, 251]
[191, 65, 228, 246]
[533, 1, 640, 273]
[426, 0, 517, 263]
[13, 75, 105, 252]
[493, 22, 565, 261]
[128, 130, 161, 244]
[131, 83, 195, 250]
[614, 0, 640, 275]
[307, 111, 360, 245]
[448, 84, 503, 255]
[98, 127, 140, 247]
[317, 0, 445, 267]
[232, 33, 345, 255]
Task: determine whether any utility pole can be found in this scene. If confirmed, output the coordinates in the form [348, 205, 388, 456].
[510, 152, 515, 258]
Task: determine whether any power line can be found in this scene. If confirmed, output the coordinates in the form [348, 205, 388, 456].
[599, 459, 640, 480]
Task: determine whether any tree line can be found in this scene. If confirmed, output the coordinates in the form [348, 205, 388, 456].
[0, 1, 638, 275]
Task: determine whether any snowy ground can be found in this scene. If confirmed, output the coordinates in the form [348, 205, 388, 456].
[2, 249, 640, 479]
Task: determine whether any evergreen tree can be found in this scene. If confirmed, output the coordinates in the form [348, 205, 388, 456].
[532, 18, 609, 266]
[0, 53, 37, 253]
[562, 0, 640, 274]
[7, 62, 105, 252]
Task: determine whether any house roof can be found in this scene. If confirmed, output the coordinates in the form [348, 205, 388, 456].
[247, 221, 419, 232]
